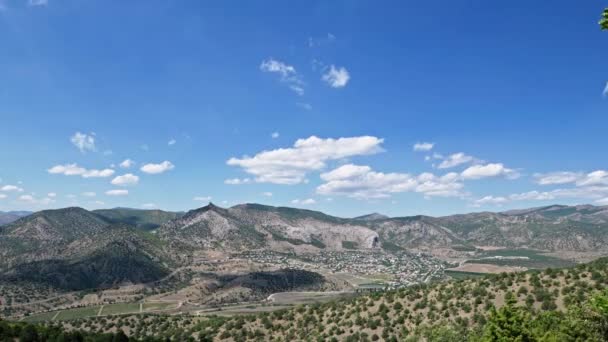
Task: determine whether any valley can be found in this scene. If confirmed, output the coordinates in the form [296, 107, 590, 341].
[1, 203, 608, 340]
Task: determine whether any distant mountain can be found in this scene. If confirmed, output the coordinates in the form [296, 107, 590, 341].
[353, 213, 389, 221]
[0, 208, 173, 290]
[3, 203, 608, 291]
[432, 204, 608, 251]
[93, 208, 183, 231]
[158, 203, 380, 252]
[0, 211, 32, 225]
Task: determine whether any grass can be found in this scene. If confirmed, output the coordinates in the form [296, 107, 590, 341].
[444, 270, 486, 280]
[22, 311, 59, 323]
[101, 303, 141, 315]
[467, 249, 576, 269]
[56, 306, 98, 320]
[143, 302, 176, 312]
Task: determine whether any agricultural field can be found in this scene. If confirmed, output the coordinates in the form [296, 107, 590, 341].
[465, 249, 576, 269]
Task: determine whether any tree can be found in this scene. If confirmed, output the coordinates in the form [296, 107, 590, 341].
[481, 296, 533, 342]
[601, 8, 608, 30]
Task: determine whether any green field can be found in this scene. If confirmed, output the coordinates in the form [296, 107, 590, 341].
[22, 311, 58, 323]
[100, 303, 141, 315]
[465, 249, 576, 269]
[143, 302, 176, 312]
[444, 270, 486, 280]
[56, 306, 99, 320]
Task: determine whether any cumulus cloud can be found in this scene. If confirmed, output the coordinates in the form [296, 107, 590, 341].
[461, 163, 518, 180]
[193, 196, 212, 202]
[47, 164, 114, 178]
[474, 186, 608, 207]
[316, 164, 464, 199]
[1, 185, 24, 192]
[534, 171, 582, 185]
[224, 178, 251, 185]
[413, 142, 434, 152]
[140, 161, 174, 174]
[111, 173, 139, 186]
[120, 159, 135, 168]
[17, 194, 54, 205]
[260, 58, 305, 95]
[271, 132, 280, 139]
[47, 192, 57, 197]
[106, 189, 128, 196]
[534, 170, 608, 187]
[322, 65, 350, 88]
[168, 139, 176, 146]
[474, 196, 509, 206]
[438, 153, 474, 169]
[291, 198, 316, 205]
[227, 136, 384, 185]
[70, 132, 96, 153]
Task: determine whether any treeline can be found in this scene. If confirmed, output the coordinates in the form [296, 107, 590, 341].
[0, 320, 161, 342]
[410, 289, 608, 341]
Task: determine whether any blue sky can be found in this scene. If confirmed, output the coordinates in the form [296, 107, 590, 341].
[0, 0, 607, 217]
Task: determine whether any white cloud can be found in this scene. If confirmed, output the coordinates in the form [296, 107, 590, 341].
[227, 135, 384, 185]
[438, 153, 474, 169]
[260, 58, 305, 95]
[474, 186, 608, 206]
[271, 132, 280, 139]
[140, 161, 175, 174]
[413, 142, 434, 152]
[70, 132, 96, 153]
[291, 198, 316, 205]
[28, 0, 47, 7]
[17, 194, 54, 205]
[193, 196, 212, 202]
[81, 192, 96, 197]
[111, 173, 139, 186]
[262, 192, 273, 197]
[317, 164, 464, 199]
[461, 163, 518, 180]
[1, 185, 24, 192]
[82, 169, 115, 178]
[168, 139, 176, 146]
[577, 170, 608, 187]
[534, 170, 608, 187]
[103, 150, 113, 156]
[474, 196, 509, 206]
[597, 197, 608, 205]
[322, 65, 350, 88]
[48, 163, 114, 178]
[224, 178, 251, 185]
[0, 194, 6, 199]
[105, 189, 128, 196]
[534, 171, 582, 185]
[141, 203, 157, 208]
[47, 192, 56, 197]
[603, 81, 608, 97]
[120, 159, 135, 168]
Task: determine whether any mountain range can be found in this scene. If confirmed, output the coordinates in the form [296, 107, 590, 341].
[0, 211, 32, 225]
[1, 203, 608, 290]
